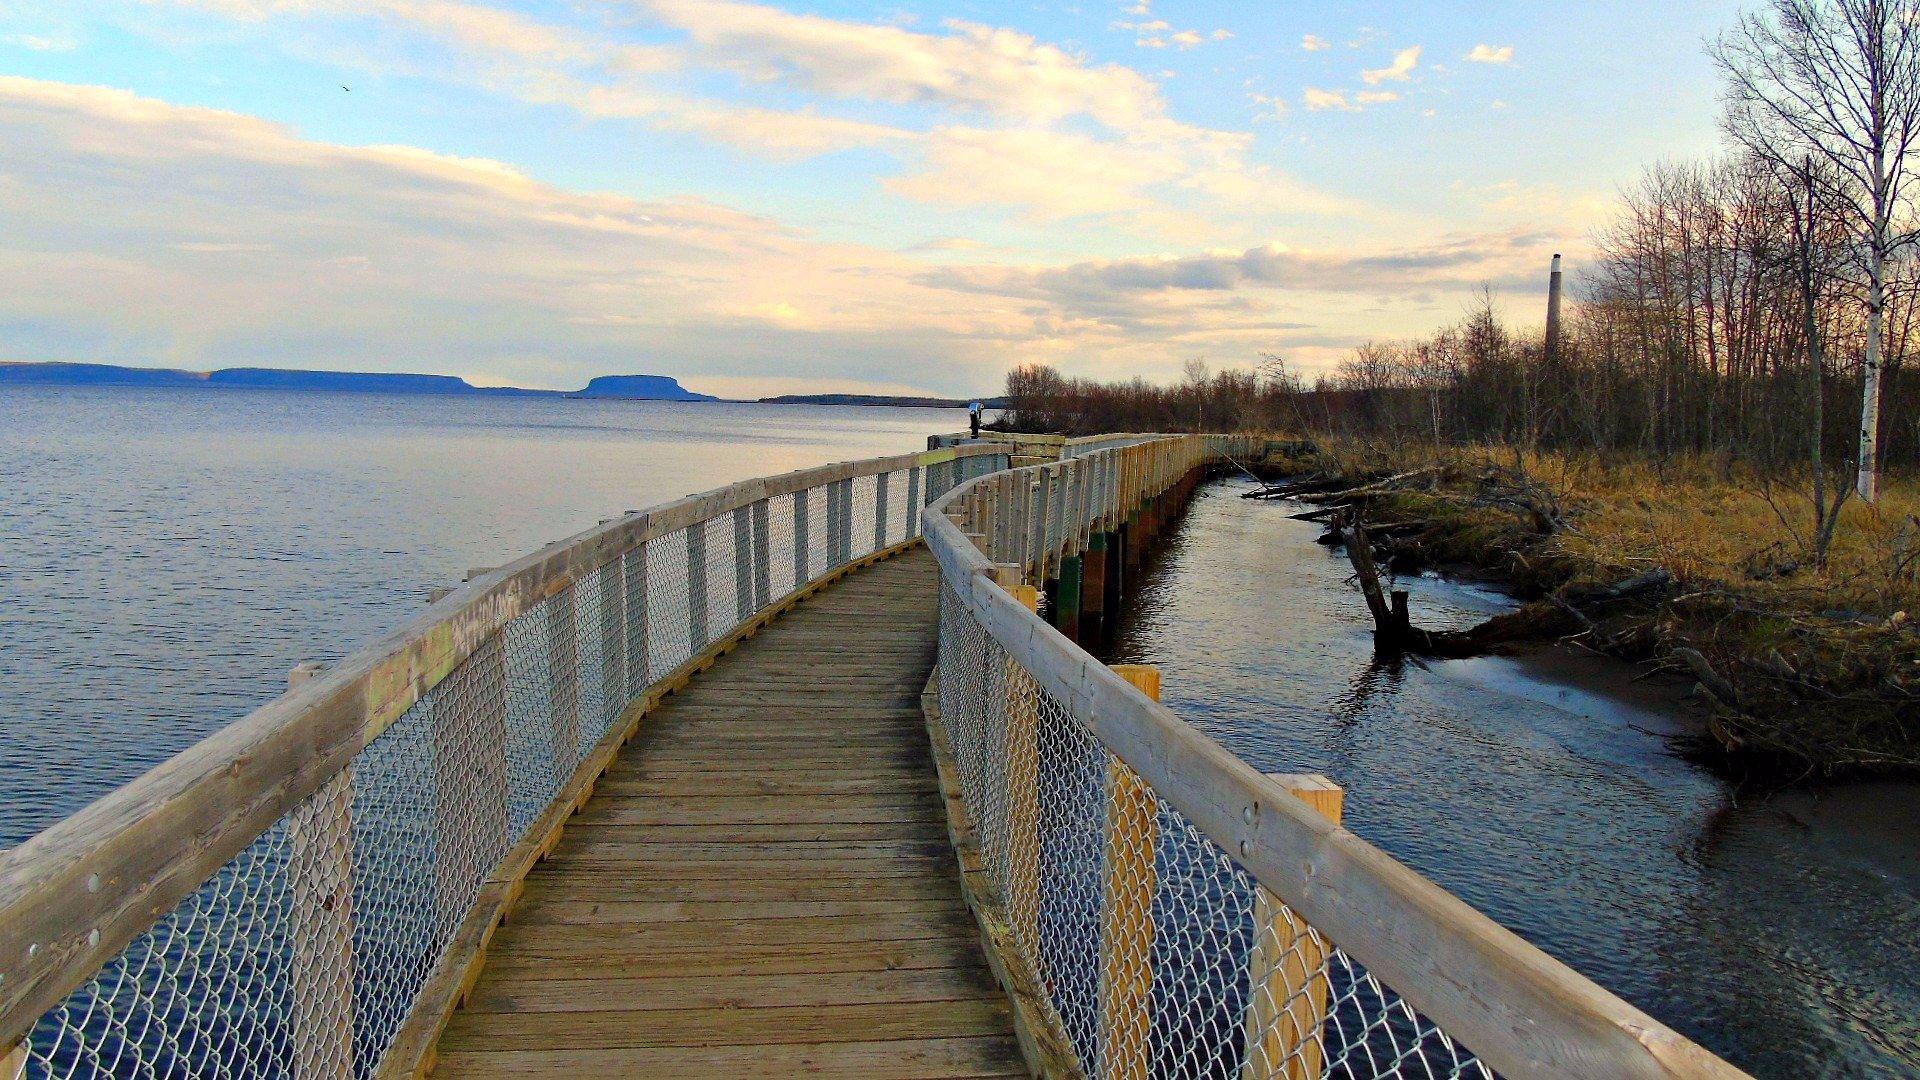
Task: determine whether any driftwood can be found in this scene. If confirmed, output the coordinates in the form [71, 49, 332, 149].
[1338, 512, 1400, 637]
[1299, 467, 1439, 504]
[1334, 508, 1577, 657]
[1243, 472, 1342, 500]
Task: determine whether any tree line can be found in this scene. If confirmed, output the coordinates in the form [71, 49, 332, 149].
[999, 0, 1920, 503]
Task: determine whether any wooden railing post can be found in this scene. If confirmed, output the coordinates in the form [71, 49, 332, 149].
[905, 466, 922, 536]
[750, 500, 772, 612]
[1100, 664, 1162, 1080]
[874, 470, 890, 549]
[837, 478, 855, 564]
[793, 487, 811, 584]
[546, 592, 581, 774]
[1023, 477, 1042, 582]
[687, 518, 709, 650]
[823, 479, 842, 567]
[732, 505, 754, 625]
[1240, 774, 1345, 1080]
[1000, 577, 1043, 956]
[1, 1041, 23, 1080]
[597, 557, 627, 714]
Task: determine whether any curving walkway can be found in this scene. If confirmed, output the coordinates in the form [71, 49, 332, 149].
[430, 549, 1022, 1079]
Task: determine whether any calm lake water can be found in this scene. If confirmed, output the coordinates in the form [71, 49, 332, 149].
[0, 385, 966, 845]
[1107, 477, 1920, 1079]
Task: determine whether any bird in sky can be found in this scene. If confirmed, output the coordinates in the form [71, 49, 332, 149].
[341, 86, 350, 92]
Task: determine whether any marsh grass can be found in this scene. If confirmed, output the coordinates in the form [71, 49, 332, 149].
[1263, 438, 1920, 774]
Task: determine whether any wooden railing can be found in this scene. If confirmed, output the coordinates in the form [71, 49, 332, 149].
[0, 444, 1009, 1079]
[922, 434, 1750, 1080]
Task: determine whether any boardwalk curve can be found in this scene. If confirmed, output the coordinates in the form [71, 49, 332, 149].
[432, 551, 1022, 1078]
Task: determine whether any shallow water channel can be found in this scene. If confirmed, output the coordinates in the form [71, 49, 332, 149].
[1102, 477, 1920, 1079]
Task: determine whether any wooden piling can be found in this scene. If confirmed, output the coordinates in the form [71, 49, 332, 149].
[1081, 532, 1108, 644]
[1103, 529, 1125, 630]
[1100, 664, 1162, 1080]
[1056, 554, 1083, 642]
[1239, 774, 1344, 1080]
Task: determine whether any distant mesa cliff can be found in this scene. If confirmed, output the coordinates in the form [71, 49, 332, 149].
[576, 375, 716, 401]
[0, 362, 715, 401]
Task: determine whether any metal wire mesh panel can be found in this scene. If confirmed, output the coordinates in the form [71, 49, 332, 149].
[935, 580, 1496, 1080]
[15, 448, 1009, 1080]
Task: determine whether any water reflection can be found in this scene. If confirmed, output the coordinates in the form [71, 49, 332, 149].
[0, 386, 964, 846]
[1102, 477, 1920, 1079]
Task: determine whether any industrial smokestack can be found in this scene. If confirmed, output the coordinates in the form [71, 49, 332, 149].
[1545, 253, 1564, 363]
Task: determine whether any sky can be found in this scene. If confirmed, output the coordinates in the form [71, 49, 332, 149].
[0, 1, 1746, 397]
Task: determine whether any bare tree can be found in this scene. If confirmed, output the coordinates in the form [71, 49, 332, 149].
[1761, 154, 1856, 563]
[1715, 0, 1920, 501]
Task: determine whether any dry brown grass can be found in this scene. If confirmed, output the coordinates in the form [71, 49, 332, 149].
[1261, 437, 1920, 773]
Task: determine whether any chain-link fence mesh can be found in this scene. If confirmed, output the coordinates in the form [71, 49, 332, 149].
[936, 579, 1495, 1080]
[15, 452, 998, 1080]
[922, 436, 1507, 1080]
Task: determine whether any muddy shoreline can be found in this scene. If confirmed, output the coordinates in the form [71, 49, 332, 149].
[1250, 452, 1920, 779]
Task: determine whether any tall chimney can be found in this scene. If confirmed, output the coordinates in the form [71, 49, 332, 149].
[1545, 253, 1563, 363]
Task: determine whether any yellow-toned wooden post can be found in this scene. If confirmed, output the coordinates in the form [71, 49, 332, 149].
[1002, 578, 1044, 955]
[3, 1041, 27, 1080]
[1100, 664, 1162, 1080]
[1239, 774, 1345, 1080]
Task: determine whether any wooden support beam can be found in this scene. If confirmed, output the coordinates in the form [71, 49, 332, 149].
[1240, 774, 1344, 1080]
[2, 1040, 25, 1080]
[1100, 664, 1161, 1080]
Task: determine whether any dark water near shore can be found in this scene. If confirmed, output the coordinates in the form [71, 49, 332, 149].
[1106, 477, 1920, 1079]
[0, 385, 963, 846]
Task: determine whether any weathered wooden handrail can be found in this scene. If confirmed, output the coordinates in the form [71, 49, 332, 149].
[922, 434, 1749, 1080]
[0, 442, 1009, 1066]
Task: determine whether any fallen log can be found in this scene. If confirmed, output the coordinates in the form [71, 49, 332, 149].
[1298, 466, 1439, 504]
[1243, 472, 1343, 499]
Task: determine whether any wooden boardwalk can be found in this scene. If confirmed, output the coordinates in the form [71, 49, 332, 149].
[431, 549, 1024, 1078]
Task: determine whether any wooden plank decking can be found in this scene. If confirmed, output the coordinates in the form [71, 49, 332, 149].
[431, 549, 1024, 1078]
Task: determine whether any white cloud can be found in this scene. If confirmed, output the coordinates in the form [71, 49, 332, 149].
[0, 76, 1030, 392]
[887, 127, 1180, 218]
[4, 33, 75, 51]
[1355, 90, 1400, 105]
[651, 1, 1170, 129]
[0, 76, 1435, 389]
[1467, 44, 1514, 64]
[1301, 34, 1330, 51]
[1302, 87, 1356, 112]
[1362, 44, 1421, 84]
[1247, 91, 1289, 119]
[125, 0, 1360, 248]
[1211, 29, 1232, 41]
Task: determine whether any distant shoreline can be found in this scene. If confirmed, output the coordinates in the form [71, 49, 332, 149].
[0, 362, 992, 408]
